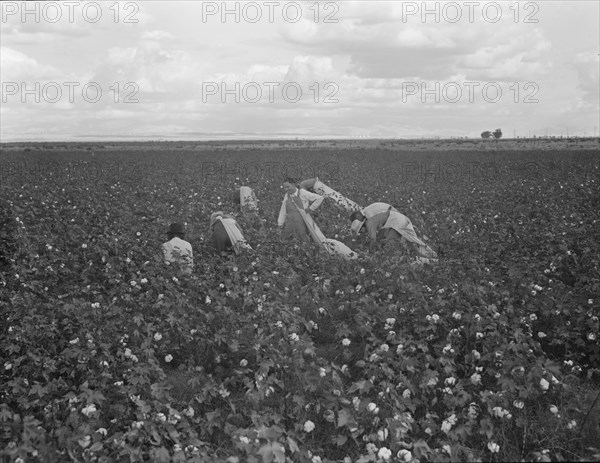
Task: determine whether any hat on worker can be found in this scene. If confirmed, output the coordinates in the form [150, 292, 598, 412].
[209, 212, 223, 228]
[167, 223, 186, 239]
[168, 222, 185, 234]
[351, 219, 366, 234]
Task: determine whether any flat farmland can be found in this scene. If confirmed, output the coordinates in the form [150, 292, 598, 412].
[1, 140, 599, 462]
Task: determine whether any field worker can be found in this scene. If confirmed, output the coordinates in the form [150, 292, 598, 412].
[350, 208, 438, 262]
[161, 222, 194, 275]
[210, 211, 252, 256]
[278, 178, 324, 239]
[359, 202, 399, 219]
[233, 186, 259, 211]
[280, 178, 358, 259]
[299, 177, 361, 212]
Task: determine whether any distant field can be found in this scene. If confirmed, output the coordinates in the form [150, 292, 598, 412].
[1, 136, 599, 152]
[1, 142, 599, 462]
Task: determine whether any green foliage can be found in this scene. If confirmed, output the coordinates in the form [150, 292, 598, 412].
[1, 147, 599, 462]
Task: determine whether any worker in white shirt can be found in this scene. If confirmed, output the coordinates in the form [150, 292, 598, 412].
[278, 178, 324, 239]
[161, 222, 193, 275]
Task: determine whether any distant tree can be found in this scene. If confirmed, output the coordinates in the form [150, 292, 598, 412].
[493, 128, 503, 139]
[481, 131, 492, 139]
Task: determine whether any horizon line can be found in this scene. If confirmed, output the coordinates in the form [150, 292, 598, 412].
[2, 136, 599, 144]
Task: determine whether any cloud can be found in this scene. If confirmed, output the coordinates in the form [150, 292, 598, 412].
[571, 51, 600, 103]
[140, 30, 175, 41]
[278, 6, 559, 84]
[284, 56, 337, 84]
[1, 20, 90, 44]
[0, 47, 59, 81]
[246, 64, 289, 81]
[1, 2, 597, 140]
[458, 28, 552, 81]
[90, 31, 208, 98]
[339, 2, 404, 25]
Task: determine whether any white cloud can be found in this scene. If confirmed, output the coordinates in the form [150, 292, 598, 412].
[90, 33, 208, 97]
[0, 1, 597, 140]
[395, 28, 432, 48]
[106, 47, 137, 66]
[140, 30, 175, 41]
[0, 47, 58, 81]
[284, 56, 337, 84]
[1, 19, 90, 44]
[571, 51, 599, 102]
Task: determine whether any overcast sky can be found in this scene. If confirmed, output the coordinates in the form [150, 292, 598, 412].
[1, 1, 598, 141]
